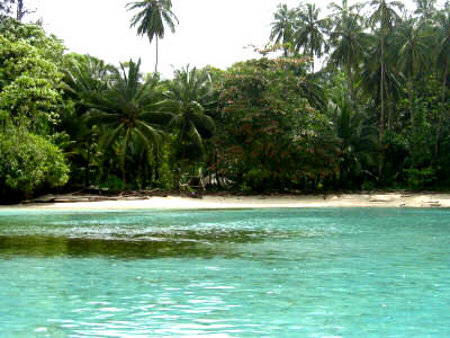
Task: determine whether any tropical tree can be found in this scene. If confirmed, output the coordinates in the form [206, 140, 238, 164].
[87, 59, 166, 183]
[0, 0, 14, 20]
[328, 78, 377, 187]
[0, 18, 69, 199]
[328, 0, 370, 103]
[366, 0, 404, 175]
[216, 58, 338, 191]
[163, 66, 216, 175]
[127, 0, 178, 73]
[270, 3, 297, 56]
[414, 0, 437, 22]
[434, 3, 449, 104]
[394, 17, 431, 120]
[432, 3, 449, 162]
[61, 54, 115, 187]
[294, 3, 329, 72]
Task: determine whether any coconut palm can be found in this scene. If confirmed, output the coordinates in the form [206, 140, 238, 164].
[62, 54, 115, 187]
[270, 4, 297, 56]
[63, 54, 114, 105]
[328, 0, 370, 103]
[127, 0, 178, 73]
[434, 4, 449, 104]
[294, 3, 330, 73]
[87, 59, 167, 183]
[414, 0, 437, 22]
[329, 81, 377, 187]
[394, 17, 431, 118]
[432, 4, 449, 159]
[163, 66, 216, 168]
[366, 0, 404, 174]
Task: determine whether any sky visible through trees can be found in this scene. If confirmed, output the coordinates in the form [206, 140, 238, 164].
[22, 0, 446, 78]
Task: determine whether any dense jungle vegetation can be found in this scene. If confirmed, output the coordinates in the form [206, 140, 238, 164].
[0, 0, 449, 201]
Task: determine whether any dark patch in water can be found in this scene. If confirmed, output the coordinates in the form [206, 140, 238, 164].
[0, 229, 268, 258]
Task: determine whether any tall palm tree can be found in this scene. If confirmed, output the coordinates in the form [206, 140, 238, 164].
[163, 66, 216, 169]
[434, 4, 449, 105]
[366, 0, 404, 175]
[294, 3, 330, 73]
[394, 17, 431, 119]
[432, 4, 449, 159]
[87, 59, 166, 182]
[270, 4, 297, 57]
[328, 0, 370, 103]
[414, 0, 437, 22]
[127, 0, 178, 73]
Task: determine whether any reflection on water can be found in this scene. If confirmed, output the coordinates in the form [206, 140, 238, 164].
[0, 230, 266, 258]
[0, 209, 337, 258]
[0, 208, 450, 336]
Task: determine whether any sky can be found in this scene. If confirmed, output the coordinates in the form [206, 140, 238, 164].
[26, 0, 445, 78]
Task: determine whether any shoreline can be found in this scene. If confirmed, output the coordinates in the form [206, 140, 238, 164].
[1, 193, 449, 211]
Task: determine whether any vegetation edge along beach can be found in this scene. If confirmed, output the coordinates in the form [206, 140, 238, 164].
[0, 0, 449, 205]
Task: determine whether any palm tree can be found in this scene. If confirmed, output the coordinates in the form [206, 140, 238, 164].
[63, 54, 114, 104]
[434, 4, 449, 105]
[294, 3, 330, 73]
[394, 17, 431, 119]
[328, 0, 370, 104]
[366, 0, 404, 175]
[87, 59, 167, 183]
[329, 81, 377, 187]
[163, 66, 216, 174]
[127, 0, 178, 73]
[432, 4, 449, 160]
[414, 0, 437, 22]
[270, 4, 297, 57]
[62, 54, 115, 187]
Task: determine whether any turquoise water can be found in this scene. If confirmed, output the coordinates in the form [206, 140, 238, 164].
[0, 208, 449, 336]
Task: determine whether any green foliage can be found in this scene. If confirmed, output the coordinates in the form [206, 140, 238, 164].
[215, 58, 338, 191]
[99, 175, 126, 192]
[87, 59, 167, 183]
[2, 1, 450, 202]
[404, 167, 436, 190]
[0, 18, 65, 133]
[127, 0, 178, 72]
[0, 126, 69, 197]
[164, 66, 216, 166]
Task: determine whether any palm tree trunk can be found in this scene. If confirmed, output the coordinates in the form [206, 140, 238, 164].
[385, 75, 393, 131]
[346, 56, 357, 110]
[379, 35, 385, 177]
[408, 54, 415, 126]
[154, 150, 160, 182]
[155, 36, 159, 73]
[443, 58, 448, 104]
[435, 58, 448, 161]
[16, 0, 24, 21]
[84, 128, 93, 188]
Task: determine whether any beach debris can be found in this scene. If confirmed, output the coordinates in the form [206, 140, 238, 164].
[420, 200, 441, 207]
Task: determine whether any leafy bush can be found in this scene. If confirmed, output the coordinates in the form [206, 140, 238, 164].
[0, 127, 69, 197]
[404, 168, 436, 190]
[99, 175, 126, 192]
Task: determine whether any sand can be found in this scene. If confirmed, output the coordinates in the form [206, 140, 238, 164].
[1, 193, 449, 211]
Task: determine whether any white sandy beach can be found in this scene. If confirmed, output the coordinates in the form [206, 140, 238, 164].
[1, 193, 449, 211]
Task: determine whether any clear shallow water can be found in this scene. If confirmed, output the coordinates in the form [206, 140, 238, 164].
[0, 208, 449, 336]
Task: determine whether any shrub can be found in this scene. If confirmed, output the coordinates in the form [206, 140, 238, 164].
[0, 127, 69, 198]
